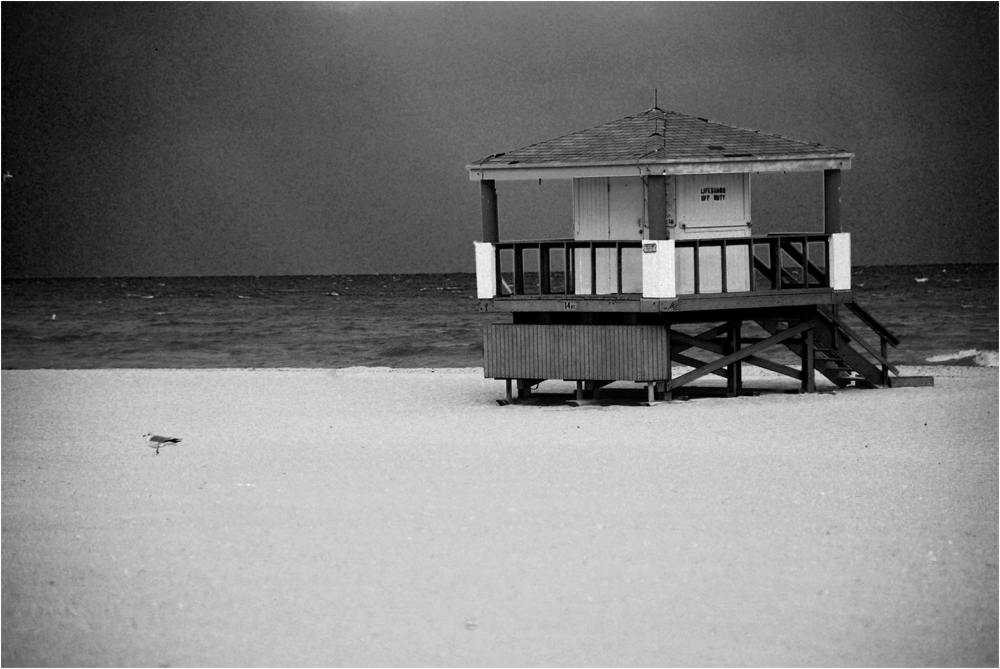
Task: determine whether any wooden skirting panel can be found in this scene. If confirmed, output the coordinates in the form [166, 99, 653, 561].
[484, 324, 671, 381]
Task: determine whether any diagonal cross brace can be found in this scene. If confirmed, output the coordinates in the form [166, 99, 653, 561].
[670, 329, 805, 381]
[666, 320, 816, 392]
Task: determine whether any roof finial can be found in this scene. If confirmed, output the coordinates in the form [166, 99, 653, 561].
[654, 88, 658, 110]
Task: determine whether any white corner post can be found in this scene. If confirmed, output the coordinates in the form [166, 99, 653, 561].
[829, 232, 851, 290]
[474, 242, 497, 298]
[641, 239, 676, 299]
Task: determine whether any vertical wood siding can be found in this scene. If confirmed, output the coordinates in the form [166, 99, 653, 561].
[573, 177, 610, 239]
[483, 324, 671, 381]
[572, 177, 645, 294]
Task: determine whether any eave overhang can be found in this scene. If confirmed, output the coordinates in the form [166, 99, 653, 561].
[468, 153, 852, 181]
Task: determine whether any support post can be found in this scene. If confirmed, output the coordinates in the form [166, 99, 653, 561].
[880, 338, 889, 386]
[824, 169, 842, 234]
[481, 179, 499, 243]
[727, 320, 742, 397]
[801, 327, 815, 393]
[647, 174, 667, 240]
[664, 328, 672, 401]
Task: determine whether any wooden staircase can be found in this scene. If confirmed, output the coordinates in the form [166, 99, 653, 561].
[759, 302, 929, 389]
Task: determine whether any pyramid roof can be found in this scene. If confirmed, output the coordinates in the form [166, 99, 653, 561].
[468, 107, 852, 180]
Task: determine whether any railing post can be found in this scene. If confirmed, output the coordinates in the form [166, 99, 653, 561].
[513, 243, 523, 295]
[616, 242, 624, 294]
[698, 241, 703, 294]
[495, 245, 504, 296]
[720, 239, 728, 293]
[589, 242, 597, 295]
[564, 242, 573, 294]
[802, 237, 810, 288]
[539, 244, 551, 295]
[772, 238, 782, 289]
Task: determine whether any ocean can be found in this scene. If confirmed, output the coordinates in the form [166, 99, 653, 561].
[2, 264, 996, 370]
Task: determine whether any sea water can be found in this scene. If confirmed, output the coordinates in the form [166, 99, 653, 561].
[2, 265, 996, 370]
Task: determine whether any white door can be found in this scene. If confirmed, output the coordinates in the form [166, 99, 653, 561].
[573, 177, 644, 294]
[674, 172, 750, 236]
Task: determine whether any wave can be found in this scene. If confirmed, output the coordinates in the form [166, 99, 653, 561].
[379, 344, 437, 358]
[925, 349, 998, 367]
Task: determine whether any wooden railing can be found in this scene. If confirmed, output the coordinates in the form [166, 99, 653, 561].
[486, 234, 836, 298]
[678, 234, 832, 294]
[493, 239, 644, 296]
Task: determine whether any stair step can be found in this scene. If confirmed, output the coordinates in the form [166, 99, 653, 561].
[839, 375, 880, 387]
[889, 376, 934, 388]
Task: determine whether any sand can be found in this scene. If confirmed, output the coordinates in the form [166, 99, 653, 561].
[2, 366, 997, 667]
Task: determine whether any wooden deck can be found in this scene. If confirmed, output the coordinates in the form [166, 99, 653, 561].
[480, 287, 854, 314]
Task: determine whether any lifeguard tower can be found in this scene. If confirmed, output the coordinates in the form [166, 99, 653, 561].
[468, 106, 931, 404]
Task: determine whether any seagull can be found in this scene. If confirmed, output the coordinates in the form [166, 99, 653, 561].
[143, 433, 182, 454]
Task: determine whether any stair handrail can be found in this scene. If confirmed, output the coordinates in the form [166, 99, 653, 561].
[816, 307, 900, 375]
[845, 301, 900, 347]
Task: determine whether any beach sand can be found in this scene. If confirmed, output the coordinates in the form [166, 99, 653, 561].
[2, 366, 997, 667]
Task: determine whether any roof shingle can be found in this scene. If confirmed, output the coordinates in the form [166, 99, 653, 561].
[469, 107, 851, 169]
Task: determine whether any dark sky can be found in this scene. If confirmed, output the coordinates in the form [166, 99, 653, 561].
[2, 2, 996, 277]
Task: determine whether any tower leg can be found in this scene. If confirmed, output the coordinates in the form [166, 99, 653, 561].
[727, 319, 742, 397]
[517, 379, 531, 399]
[801, 327, 816, 393]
